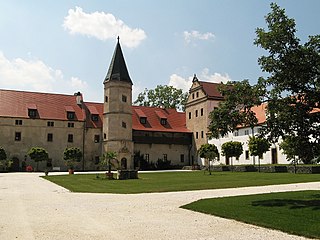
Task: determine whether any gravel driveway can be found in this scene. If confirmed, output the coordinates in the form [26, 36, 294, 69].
[0, 172, 319, 240]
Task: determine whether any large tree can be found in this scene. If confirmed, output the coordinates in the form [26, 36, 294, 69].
[221, 141, 243, 168]
[254, 3, 320, 163]
[209, 3, 320, 164]
[208, 80, 264, 138]
[134, 85, 188, 111]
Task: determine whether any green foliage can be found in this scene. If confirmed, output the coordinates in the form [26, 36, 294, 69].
[221, 141, 243, 159]
[134, 85, 188, 111]
[254, 3, 320, 162]
[198, 143, 219, 162]
[156, 158, 172, 170]
[63, 147, 82, 169]
[133, 151, 156, 170]
[248, 136, 271, 158]
[182, 190, 320, 239]
[99, 151, 118, 172]
[27, 147, 49, 162]
[208, 80, 264, 139]
[279, 136, 319, 164]
[0, 147, 7, 161]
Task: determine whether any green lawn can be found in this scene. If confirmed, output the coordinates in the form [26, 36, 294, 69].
[181, 190, 320, 239]
[43, 171, 320, 194]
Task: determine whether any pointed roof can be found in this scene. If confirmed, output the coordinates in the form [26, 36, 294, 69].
[104, 37, 132, 85]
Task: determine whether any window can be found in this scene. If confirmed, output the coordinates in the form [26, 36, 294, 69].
[234, 131, 239, 137]
[47, 133, 53, 142]
[196, 132, 198, 139]
[28, 109, 37, 118]
[196, 92, 199, 98]
[105, 96, 108, 102]
[201, 131, 204, 138]
[245, 150, 249, 160]
[15, 120, 22, 125]
[122, 121, 127, 128]
[188, 112, 191, 119]
[95, 156, 100, 165]
[200, 108, 203, 116]
[163, 154, 168, 161]
[245, 129, 250, 135]
[195, 110, 198, 117]
[160, 118, 167, 125]
[47, 121, 54, 127]
[122, 95, 127, 102]
[68, 123, 74, 127]
[15, 132, 21, 141]
[67, 112, 75, 120]
[192, 93, 194, 99]
[180, 154, 185, 163]
[140, 117, 147, 124]
[91, 114, 99, 122]
[68, 134, 73, 143]
[94, 135, 100, 143]
[145, 154, 150, 162]
[104, 133, 106, 139]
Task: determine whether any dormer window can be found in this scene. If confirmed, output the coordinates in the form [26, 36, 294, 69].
[67, 111, 75, 120]
[91, 114, 99, 122]
[140, 117, 147, 124]
[161, 118, 167, 125]
[28, 109, 37, 118]
[26, 104, 37, 118]
[155, 110, 168, 126]
[65, 106, 75, 120]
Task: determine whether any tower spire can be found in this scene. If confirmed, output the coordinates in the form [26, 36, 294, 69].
[104, 37, 132, 84]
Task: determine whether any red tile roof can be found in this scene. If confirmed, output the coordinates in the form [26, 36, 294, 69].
[0, 89, 190, 133]
[132, 106, 191, 133]
[198, 81, 224, 100]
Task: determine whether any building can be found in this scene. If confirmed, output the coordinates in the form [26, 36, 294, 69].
[0, 39, 192, 171]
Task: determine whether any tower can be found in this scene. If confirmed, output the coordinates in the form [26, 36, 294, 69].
[103, 37, 134, 169]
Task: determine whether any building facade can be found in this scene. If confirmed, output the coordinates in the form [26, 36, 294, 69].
[0, 40, 192, 171]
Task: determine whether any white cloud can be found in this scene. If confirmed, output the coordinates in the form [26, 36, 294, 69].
[63, 6, 146, 48]
[0, 51, 89, 97]
[184, 30, 215, 44]
[168, 74, 193, 93]
[168, 69, 232, 92]
[199, 68, 231, 84]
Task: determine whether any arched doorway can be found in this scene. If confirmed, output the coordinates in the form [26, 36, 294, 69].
[121, 158, 127, 169]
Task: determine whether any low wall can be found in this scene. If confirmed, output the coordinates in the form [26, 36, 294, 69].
[210, 165, 320, 174]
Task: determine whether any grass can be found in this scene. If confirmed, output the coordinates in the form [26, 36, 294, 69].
[181, 190, 320, 239]
[43, 171, 320, 194]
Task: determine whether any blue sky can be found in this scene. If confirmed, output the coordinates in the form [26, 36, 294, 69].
[0, 0, 319, 103]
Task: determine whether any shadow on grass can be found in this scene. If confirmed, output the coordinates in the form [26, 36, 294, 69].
[252, 194, 320, 210]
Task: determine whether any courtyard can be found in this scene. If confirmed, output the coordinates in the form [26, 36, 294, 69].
[0, 172, 319, 239]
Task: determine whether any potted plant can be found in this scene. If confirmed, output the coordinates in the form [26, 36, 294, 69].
[63, 147, 82, 174]
[99, 151, 118, 179]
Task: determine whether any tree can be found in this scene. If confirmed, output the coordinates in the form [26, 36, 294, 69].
[63, 147, 82, 171]
[134, 85, 188, 111]
[27, 147, 49, 171]
[248, 136, 271, 171]
[100, 151, 118, 179]
[254, 3, 320, 163]
[0, 147, 6, 161]
[221, 141, 243, 170]
[208, 80, 264, 139]
[198, 143, 219, 175]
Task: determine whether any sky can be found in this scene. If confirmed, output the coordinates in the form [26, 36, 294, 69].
[0, 0, 319, 103]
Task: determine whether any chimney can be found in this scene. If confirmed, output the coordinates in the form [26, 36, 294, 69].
[74, 92, 83, 105]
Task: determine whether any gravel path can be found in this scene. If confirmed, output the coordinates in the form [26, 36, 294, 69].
[0, 172, 319, 240]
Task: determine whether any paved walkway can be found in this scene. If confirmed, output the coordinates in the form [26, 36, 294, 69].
[0, 172, 319, 240]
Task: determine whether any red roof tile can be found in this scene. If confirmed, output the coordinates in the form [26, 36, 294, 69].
[132, 106, 191, 133]
[0, 89, 190, 133]
[199, 81, 224, 99]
